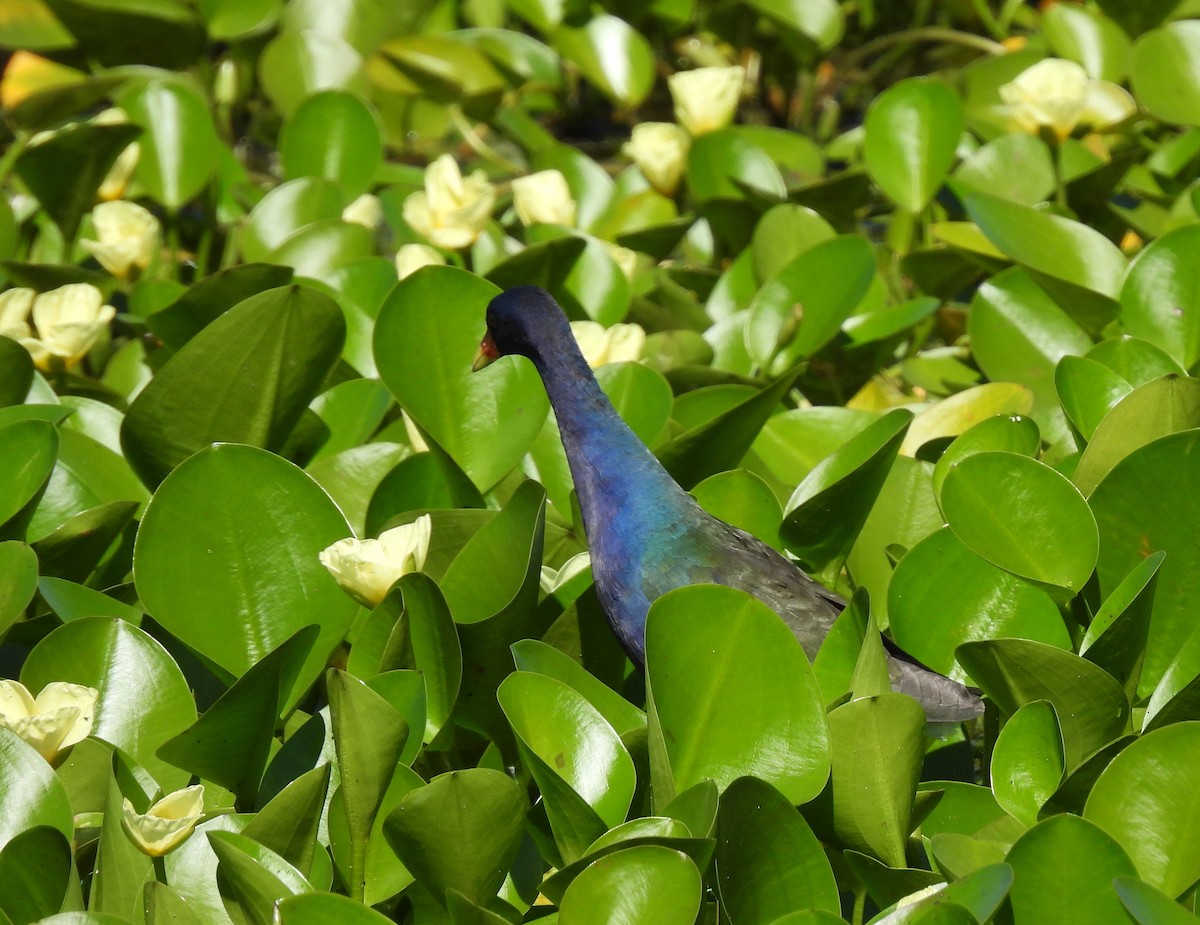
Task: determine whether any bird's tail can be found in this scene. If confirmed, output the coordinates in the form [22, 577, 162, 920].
[888, 656, 984, 722]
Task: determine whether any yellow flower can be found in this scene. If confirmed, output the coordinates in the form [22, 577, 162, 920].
[319, 515, 432, 607]
[81, 201, 159, 280]
[402, 154, 495, 250]
[122, 785, 205, 857]
[999, 58, 1136, 141]
[605, 243, 639, 281]
[512, 169, 576, 227]
[623, 122, 690, 196]
[0, 288, 34, 341]
[669, 65, 745, 136]
[342, 193, 383, 229]
[395, 243, 446, 280]
[22, 284, 117, 370]
[91, 109, 140, 202]
[570, 321, 646, 368]
[0, 679, 97, 762]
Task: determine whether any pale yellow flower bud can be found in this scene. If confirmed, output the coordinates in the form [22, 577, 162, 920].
[512, 169, 576, 227]
[342, 193, 383, 229]
[81, 201, 159, 280]
[0, 679, 98, 762]
[605, 243, 639, 281]
[395, 244, 446, 280]
[0, 288, 35, 341]
[403, 154, 495, 250]
[25, 284, 117, 369]
[669, 66, 745, 136]
[571, 321, 646, 368]
[122, 785, 205, 857]
[623, 122, 690, 196]
[319, 515, 432, 607]
[92, 109, 139, 201]
[1000, 58, 1136, 141]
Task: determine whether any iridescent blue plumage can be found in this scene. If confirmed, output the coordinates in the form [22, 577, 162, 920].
[478, 285, 982, 722]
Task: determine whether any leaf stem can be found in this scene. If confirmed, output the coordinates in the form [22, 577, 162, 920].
[449, 106, 523, 175]
[842, 27, 1006, 73]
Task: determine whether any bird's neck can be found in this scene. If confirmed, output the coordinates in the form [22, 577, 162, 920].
[533, 351, 690, 536]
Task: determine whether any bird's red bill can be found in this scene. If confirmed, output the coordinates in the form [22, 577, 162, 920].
[472, 331, 499, 371]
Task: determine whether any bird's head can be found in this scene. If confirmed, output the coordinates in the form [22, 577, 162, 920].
[472, 285, 572, 372]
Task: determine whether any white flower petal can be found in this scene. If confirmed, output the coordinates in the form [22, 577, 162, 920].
[624, 122, 690, 196]
[512, 169, 576, 227]
[122, 785, 205, 857]
[669, 66, 745, 136]
[80, 200, 159, 280]
[30, 283, 116, 367]
[395, 244, 446, 280]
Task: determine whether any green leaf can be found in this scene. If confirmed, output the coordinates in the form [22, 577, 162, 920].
[209, 831, 313, 924]
[1115, 876, 1200, 925]
[1081, 551, 1163, 697]
[550, 14, 654, 107]
[243, 764, 330, 877]
[376, 267, 548, 492]
[1086, 723, 1200, 897]
[133, 444, 359, 709]
[782, 408, 911, 573]
[22, 618, 195, 787]
[0, 728, 73, 851]
[1073, 375, 1200, 496]
[864, 78, 963, 212]
[969, 267, 1092, 417]
[821, 693, 925, 867]
[14, 123, 141, 242]
[383, 769, 526, 907]
[122, 285, 345, 488]
[693, 468, 783, 551]
[646, 585, 830, 807]
[954, 133, 1055, 206]
[92, 768, 153, 919]
[1090, 430, 1200, 695]
[281, 91, 382, 200]
[1121, 224, 1200, 364]
[116, 78, 219, 209]
[954, 182, 1125, 328]
[258, 31, 368, 117]
[1055, 355, 1133, 444]
[942, 452, 1098, 593]
[688, 129, 786, 204]
[990, 701, 1064, 828]
[657, 367, 800, 490]
[0, 337, 33, 409]
[0, 541, 37, 637]
[1132, 22, 1200, 126]
[1007, 815, 1135, 922]
[957, 639, 1129, 768]
[715, 776, 840, 923]
[499, 671, 635, 864]
[746, 234, 877, 371]
[158, 627, 318, 806]
[0, 826, 71, 925]
[41, 0, 205, 67]
[241, 178, 346, 263]
[558, 846, 702, 925]
[277, 893, 395, 925]
[510, 639, 646, 737]
[750, 204, 835, 282]
[148, 263, 294, 351]
[931, 413, 1040, 499]
[889, 527, 1069, 679]
[901, 383, 1033, 456]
